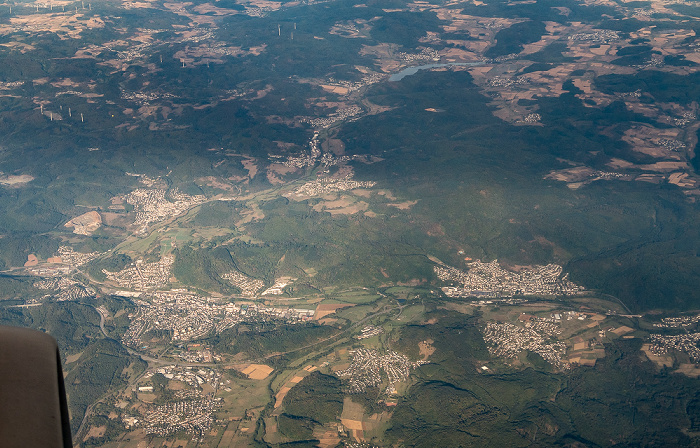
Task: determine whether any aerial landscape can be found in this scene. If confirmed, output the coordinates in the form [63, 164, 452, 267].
[2, 0, 700, 445]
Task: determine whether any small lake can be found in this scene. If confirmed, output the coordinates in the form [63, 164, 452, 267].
[389, 62, 484, 82]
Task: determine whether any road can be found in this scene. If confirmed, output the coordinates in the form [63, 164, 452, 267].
[263, 303, 405, 359]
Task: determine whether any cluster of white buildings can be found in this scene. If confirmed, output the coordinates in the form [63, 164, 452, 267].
[282, 152, 318, 169]
[649, 333, 700, 362]
[674, 111, 695, 127]
[568, 30, 620, 43]
[125, 365, 224, 439]
[144, 365, 222, 390]
[594, 171, 628, 180]
[28, 265, 72, 277]
[142, 397, 221, 440]
[293, 175, 376, 197]
[300, 105, 362, 129]
[653, 314, 700, 328]
[655, 138, 686, 151]
[261, 278, 293, 296]
[527, 320, 562, 336]
[522, 113, 541, 123]
[220, 271, 264, 296]
[121, 90, 176, 106]
[178, 347, 216, 363]
[330, 21, 363, 37]
[635, 54, 665, 69]
[179, 29, 217, 44]
[482, 321, 567, 368]
[33, 276, 95, 301]
[56, 246, 100, 267]
[435, 260, 584, 298]
[320, 152, 352, 167]
[282, 132, 321, 168]
[113, 42, 156, 63]
[0, 81, 24, 90]
[335, 348, 426, 394]
[356, 325, 384, 340]
[398, 48, 440, 62]
[324, 73, 385, 96]
[243, 6, 270, 17]
[486, 76, 528, 88]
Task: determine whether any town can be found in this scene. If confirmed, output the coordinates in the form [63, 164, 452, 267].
[121, 290, 316, 347]
[435, 260, 584, 298]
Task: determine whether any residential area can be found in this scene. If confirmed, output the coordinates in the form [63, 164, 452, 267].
[220, 271, 265, 297]
[653, 314, 700, 328]
[293, 175, 376, 197]
[125, 187, 206, 229]
[335, 348, 426, 394]
[104, 254, 175, 291]
[121, 290, 316, 347]
[33, 276, 95, 302]
[142, 397, 221, 441]
[300, 105, 363, 129]
[649, 333, 700, 362]
[482, 321, 568, 369]
[435, 260, 584, 298]
[123, 365, 224, 440]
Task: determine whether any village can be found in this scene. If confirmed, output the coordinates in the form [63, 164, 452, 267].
[356, 325, 384, 340]
[281, 132, 322, 168]
[293, 175, 376, 197]
[104, 255, 175, 291]
[435, 259, 584, 298]
[125, 187, 206, 230]
[335, 348, 426, 394]
[648, 333, 700, 362]
[33, 276, 95, 302]
[653, 314, 700, 328]
[482, 321, 568, 369]
[220, 271, 265, 297]
[398, 48, 440, 63]
[122, 365, 225, 439]
[321, 72, 385, 97]
[142, 397, 220, 441]
[300, 105, 363, 129]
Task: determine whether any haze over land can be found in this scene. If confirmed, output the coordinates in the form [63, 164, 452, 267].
[2, 0, 700, 445]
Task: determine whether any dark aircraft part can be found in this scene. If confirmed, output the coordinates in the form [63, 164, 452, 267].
[0, 326, 72, 448]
